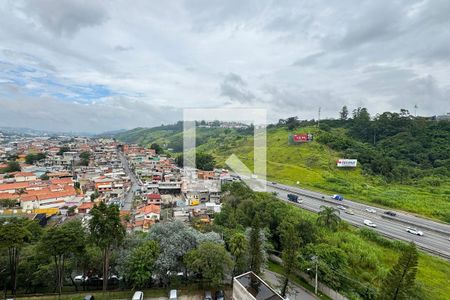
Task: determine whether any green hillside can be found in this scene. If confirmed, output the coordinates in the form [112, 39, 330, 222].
[115, 113, 450, 222]
[199, 126, 450, 222]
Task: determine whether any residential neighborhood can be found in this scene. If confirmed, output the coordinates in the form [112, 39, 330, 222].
[1, 1, 449, 300]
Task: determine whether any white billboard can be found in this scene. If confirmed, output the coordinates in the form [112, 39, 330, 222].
[337, 159, 358, 167]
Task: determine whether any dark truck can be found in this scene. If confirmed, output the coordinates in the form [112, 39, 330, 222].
[287, 193, 299, 203]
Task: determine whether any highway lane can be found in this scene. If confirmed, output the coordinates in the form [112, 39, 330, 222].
[264, 183, 450, 260]
[267, 181, 450, 234]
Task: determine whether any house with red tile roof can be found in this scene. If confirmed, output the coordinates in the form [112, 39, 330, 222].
[77, 202, 94, 214]
[19, 186, 77, 210]
[50, 178, 74, 186]
[132, 219, 155, 232]
[145, 193, 161, 205]
[135, 204, 160, 221]
[0, 182, 30, 194]
[13, 172, 37, 182]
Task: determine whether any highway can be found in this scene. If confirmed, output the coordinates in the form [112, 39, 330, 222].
[260, 180, 450, 260]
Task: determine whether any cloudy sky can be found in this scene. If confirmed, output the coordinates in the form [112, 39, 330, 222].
[0, 0, 449, 132]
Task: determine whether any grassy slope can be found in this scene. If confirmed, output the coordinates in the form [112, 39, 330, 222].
[201, 127, 450, 222]
[283, 206, 450, 300]
[335, 228, 450, 300]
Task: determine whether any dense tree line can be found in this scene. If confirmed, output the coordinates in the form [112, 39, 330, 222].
[0, 161, 21, 173]
[215, 182, 421, 300]
[175, 152, 216, 171]
[25, 153, 46, 165]
[0, 202, 249, 296]
[312, 108, 450, 183]
[0, 183, 423, 299]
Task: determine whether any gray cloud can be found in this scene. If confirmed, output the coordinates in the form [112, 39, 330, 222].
[220, 73, 255, 103]
[0, 0, 449, 132]
[0, 93, 180, 133]
[20, 0, 109, 37]
[114, 45, 133, 52]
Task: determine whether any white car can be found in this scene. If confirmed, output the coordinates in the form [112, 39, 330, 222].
[406, 227, 423, 236]
[364, 220, 377, 227]
[132, 291, 144, 300]
[345, 209, 355, 215]
[365, 208, 376, 213]
[337, 205, 346, 210]
[74, 275, 86, 282]
[169, 290, 178, 300]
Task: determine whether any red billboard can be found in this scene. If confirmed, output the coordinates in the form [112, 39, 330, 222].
[293, 133, 313, 142]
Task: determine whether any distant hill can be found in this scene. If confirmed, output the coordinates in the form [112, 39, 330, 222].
[0, 126, 94, 137]
[114, 112, 450, 222]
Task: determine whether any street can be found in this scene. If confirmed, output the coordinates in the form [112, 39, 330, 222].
[118, 150, 140, 211]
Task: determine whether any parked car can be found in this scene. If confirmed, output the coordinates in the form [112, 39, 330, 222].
[384, 211, 397, 217]
[406, 227, 423, 236]
[364, 220, 377, 227]
[331, 194, 344, 201]
[86, 275, 102, 287]
[169, 289, 177, 300]
[132, 291, 144, 300]
[215, 290, 225, 300]
[204, 291, 213, 300]
[74, 275, 86, 282]
[337, 205, 346, 210]
[365, 208, 376, 213]
[345, 209, 355, 215]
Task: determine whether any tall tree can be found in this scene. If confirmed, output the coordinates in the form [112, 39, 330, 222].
[4, 161, 21, 173]
[350, 107, 372, 141]
[316, 206, 341, 231]
[228, 232, 249, 275]
[248, 217, 263, 274]
[147, 221, 221, 285]
[340, 105, 349, 120]
[40, 220, 85, 294]
[79, 151, 91, 166]
[122, 240, 160, 289]
[379, 242, 419, 300]
[279, 222, 301, 297]
[184, 242, 233, 287]
[150, 143, 163, 154]
[0, 218, 37, 294]
[89, 202, 125, 291]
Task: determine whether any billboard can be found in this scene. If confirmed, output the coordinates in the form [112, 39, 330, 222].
[292, 133, 313, 143]
[337, 159, 358, 167]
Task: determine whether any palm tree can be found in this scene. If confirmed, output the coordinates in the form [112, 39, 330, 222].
[317, 206, 341, 231]
[228, 232, 248, 275]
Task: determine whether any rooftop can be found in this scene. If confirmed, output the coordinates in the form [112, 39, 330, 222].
[234, 272, 284, 300]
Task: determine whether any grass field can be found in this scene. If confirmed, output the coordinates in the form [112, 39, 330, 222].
[279, 206, 450, 300]
[202, 127, 450, 222]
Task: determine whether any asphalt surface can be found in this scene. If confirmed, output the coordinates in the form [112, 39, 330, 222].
[118, 150, 140, 211]
[263, 180, 450, 260]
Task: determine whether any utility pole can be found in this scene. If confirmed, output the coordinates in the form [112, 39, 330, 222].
[414, 104, 418, 117]
[311, 255, 319, 294]
[315, 259, 318, 294]
[317, 107, 321, 128]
